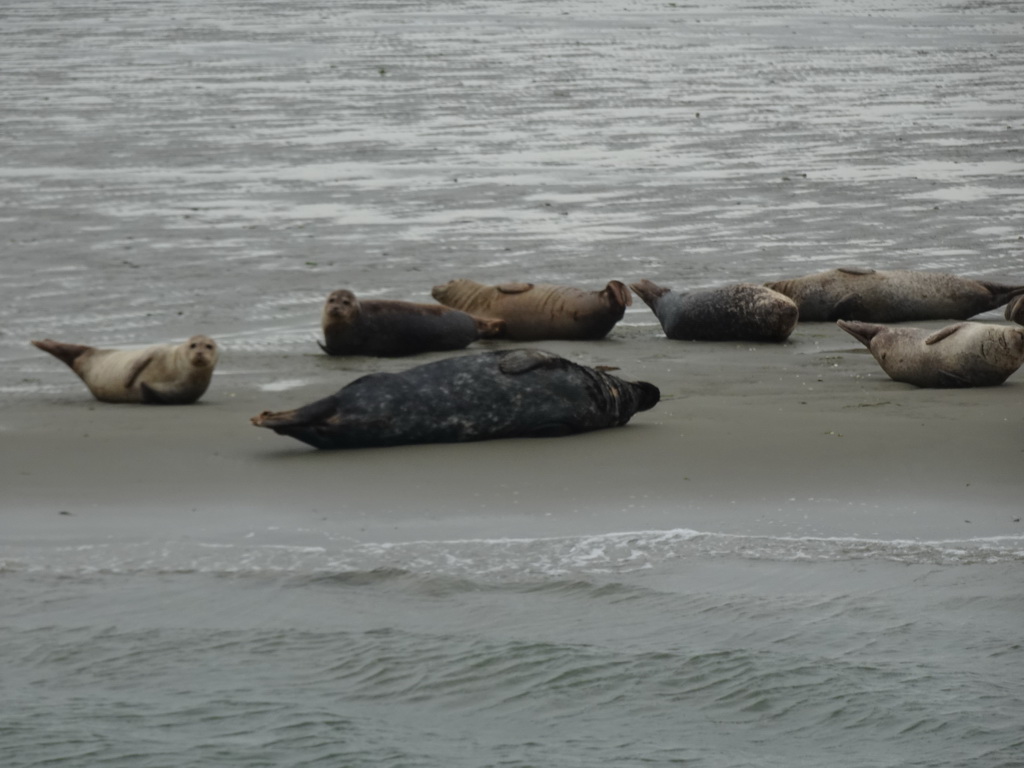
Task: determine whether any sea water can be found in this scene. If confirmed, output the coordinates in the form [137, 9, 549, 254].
[2, 1, 1023, 766]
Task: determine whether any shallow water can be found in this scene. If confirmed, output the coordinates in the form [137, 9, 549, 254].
[2, 1, 1024, 766]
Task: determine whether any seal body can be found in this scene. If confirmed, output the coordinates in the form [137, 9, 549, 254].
[630, 279, 798, 342]
[430, 279, 631, 340]
[320, 289, 504, 357]
[31, 335, 219, 403]
[251, 348, 660, 449]
[1005, 295, 1024, 327]
[766, 267, 1024, 322]
[837, 320, 1024, 388]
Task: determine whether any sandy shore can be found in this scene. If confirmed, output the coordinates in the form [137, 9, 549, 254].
[5, 315, 1022, 548]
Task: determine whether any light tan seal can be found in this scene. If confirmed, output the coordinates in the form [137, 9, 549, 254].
[319, 289, 504, 356]
[31, 335, 219, 403]
[430, 278, 631, 340]
[1005, 295, 1024, 326]
[630, 279, 799, 342]
[837, 320, 1024, 388]
[766, 267, 1024, 322]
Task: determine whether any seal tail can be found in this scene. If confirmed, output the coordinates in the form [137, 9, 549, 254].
[836, 319, 885, 348]
[31, 339, 92, 368]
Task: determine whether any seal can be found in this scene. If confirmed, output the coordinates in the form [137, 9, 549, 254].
[31, 335, 219, 403]
[837, 320, 1024, 388]
[430, 279, 632, 340]
[1005, 294, 1024, 326]
[630, 279, 799, 342]
[251, 348, 660, 449]
[765, 267, 1024, 322]
[319, 289, 504, 356]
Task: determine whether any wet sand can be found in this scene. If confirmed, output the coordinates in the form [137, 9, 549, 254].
[2, 0, 1023, 551]
[6, 315, 1023, 548]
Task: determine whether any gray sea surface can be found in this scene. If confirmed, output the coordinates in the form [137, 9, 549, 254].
[2, 1, 1023, 766]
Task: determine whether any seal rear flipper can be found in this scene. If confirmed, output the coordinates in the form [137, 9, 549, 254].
[628, 279, 670, 308]
[924, 323, 967, 345]
[251, 396, 340, 429]
[498, 349, 564, 375]
[31, 339, 93, 368]
[979, 280, 1024, 306]
[474, 317, 506, 338]
[836, 320, 885, 348]
[1006, 295, 1024, 325]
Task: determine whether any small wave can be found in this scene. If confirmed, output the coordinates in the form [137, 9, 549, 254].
[2, 528, 1022, 579]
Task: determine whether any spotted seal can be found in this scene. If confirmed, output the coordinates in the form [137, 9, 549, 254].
[630, 279, 799, 342]
[837, 320, 1024, 387]
[31, 335, 219, 403]
[430, 279, 631, 340]
[251, 348, 660, 449]
[319, 289, 504, 356]
[766, 267, 1024, 322]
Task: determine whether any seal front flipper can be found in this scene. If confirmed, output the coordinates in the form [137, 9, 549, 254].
[830, 293, 868, 321]
[837, 267, 877, 276]
[498, 349, 564, 375]
[140, 382, 173, 404]
[924, 323, 967, 345]
[938, 370, 973, 388]
[496, 282, 534, 294]
[124, 352, 156, 388]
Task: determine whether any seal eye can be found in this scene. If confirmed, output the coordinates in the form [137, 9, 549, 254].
[190, 343, 197, 349]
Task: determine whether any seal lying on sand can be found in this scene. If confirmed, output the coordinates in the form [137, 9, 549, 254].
[430, 279, 631, 340]
[251, 348, 660, 449]
[319, 289, 504, 356]
[1005, 295, 1024, 327]
[630, 279, 799, 342]
[31, 335, 219, 403]
[766, 267, 1024, 322]
[837, 320, 1024, 388]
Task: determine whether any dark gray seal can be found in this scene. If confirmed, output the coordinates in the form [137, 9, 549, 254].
[630, 279, 799, 342]
[1005, 294, 1024, 326]
[766, 267, 1024, 322]
[319, 289, 504, 356]
[430, 279, 631, 340]
[31, 335, 219, 404]
[251, 348, 660, 449]
[837, 319, 1024, 388]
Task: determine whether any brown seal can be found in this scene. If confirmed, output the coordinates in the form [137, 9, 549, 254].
[630, 279, 799, 342]
[31, 335, 219, 403]
[319, 289, 504, 356]
[837, 320, 1024, 388]
[766, 267, 1024, 322]
[430, 279, 631, 340]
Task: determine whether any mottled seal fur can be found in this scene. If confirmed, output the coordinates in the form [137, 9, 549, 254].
[319, 289, 504, 356]
[630, 279, 799, 342]
[430, 279, 632, 340]
[251, 348, 660, 449]
[31, 335, 219, 403]
[766, 267, 1024, 322]
[837, 320, 1024, 388]
[1005, 295, 1024, 327]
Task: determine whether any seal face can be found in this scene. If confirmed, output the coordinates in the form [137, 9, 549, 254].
[251, 348, 660, 449]
[31, 335, 219, 403]
[837, 320, 1024, 388]
[319, 289, 503, 357]
[430, 279, 632, 340]
[630, 279, 798, 342]
[766, 267, 1024, 322]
